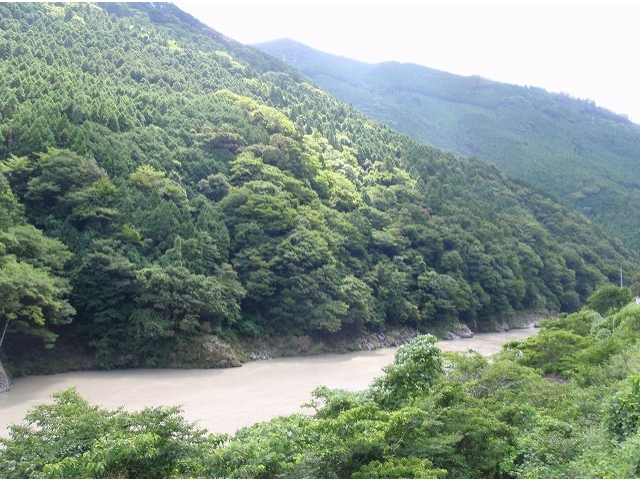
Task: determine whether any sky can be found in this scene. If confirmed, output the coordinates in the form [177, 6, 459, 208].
[174, 2, 640, 123]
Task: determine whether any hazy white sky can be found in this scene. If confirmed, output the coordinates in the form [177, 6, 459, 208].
[174, 2, 640, 123]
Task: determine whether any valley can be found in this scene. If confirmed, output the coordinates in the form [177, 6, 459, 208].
[1, 3, 640, 478]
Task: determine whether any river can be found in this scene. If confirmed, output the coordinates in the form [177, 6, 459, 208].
[0, 328, 536, 437]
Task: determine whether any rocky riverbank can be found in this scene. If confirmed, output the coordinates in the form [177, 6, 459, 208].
[0, 360, 10, 393]
[441, 312, 549, 341]
[1, 311, 549, 389]
[229, 327, 421, 363]
[229, 312, 549, 365]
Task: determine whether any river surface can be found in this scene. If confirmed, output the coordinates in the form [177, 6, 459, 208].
[0, 328, 535, 437]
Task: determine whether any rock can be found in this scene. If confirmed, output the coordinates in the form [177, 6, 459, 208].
[498, 312, 551, 329]
[0, 360, 10, 393]
[383, 329, 415, 347]
[454, 323, 474, 338]
[202, 336, 241, 368]
[495, 322, 511, 332]
[249, 350, 271, 361]
[359, 337, 375, 351]
[442, 331, 462, 341]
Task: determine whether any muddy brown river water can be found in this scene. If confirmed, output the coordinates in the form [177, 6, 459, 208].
[0, 328, 536, 436]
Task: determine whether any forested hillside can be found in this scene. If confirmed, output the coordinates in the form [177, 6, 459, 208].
[6, 294, 640, 478]
[0, 2, 638, 374]
[257, 39, 640, 253]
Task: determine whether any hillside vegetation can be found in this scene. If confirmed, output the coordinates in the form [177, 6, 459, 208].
[5, 293, 640, 478]
[257, 39, 640, 252]
[0, 3, 637, 374]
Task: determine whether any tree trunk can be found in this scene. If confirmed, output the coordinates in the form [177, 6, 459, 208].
[0, 358, 10, 392]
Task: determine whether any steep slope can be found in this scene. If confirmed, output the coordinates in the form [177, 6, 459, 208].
[256, 39, 640, 253]
[0, 3, 637, 372]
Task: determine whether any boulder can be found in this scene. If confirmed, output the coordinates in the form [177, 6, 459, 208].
[202, 336, 241, 368]
[442, 331, 462, 341]
[495, 322, 511, 332]
[0, 360, 10, 393]
[453, 323, 474, 338]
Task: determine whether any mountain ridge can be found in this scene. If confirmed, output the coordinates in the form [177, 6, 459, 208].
[256, 38, 640, 252]
[0, 2, 637, 374]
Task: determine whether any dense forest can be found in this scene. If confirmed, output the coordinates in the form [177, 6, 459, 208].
[257, 39, 640, 253]
[4, 289, 640, 478]
[0, 2, 638, 380]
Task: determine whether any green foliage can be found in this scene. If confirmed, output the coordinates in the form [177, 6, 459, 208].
[9, 316, 640, 479]
[258, 39, 640, 255]
[133, 264, 244, 335]
[352, 456, 446, 479]
[509, 414, 586, 479]
[371, 334, 444, 408]
[0, 387, 222, 479]
[587, 283, 633, 315]
[0, 173, 21, 229]
[0, 256, 73, 348]
[601, 429, 640, 478]
[509, 327, 591, 375]
[203, 414, 314, 478]
[0, 224, 74, 349]
[0, 0, 638, 378]
[605, 375, 640, 442]
[537, 308, 602, 337]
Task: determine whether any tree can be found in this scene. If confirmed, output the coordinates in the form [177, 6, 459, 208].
[508, 328, 590, 375]
[0, 388, 223, 479]
[132, 264, 244, 341]
[0, 224, 74, 351]
[371, 334, 444, 408]
[352, 456, 446, 479]
[267, 221, 349, 333]
[587, 283, 633, 316]
[606, 375, 640, 442]
[69, 239, 139, 367]
[0, 257, 74, 351]
[23, 149, 107, 217]
[0, 174, 21, 230]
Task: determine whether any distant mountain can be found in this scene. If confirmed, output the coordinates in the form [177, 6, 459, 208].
[256, 39, 640, 252]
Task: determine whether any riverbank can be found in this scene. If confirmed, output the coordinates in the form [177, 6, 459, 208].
[0, 327, 538, 438]
[233, 311, 548, 362]
[1, 311, 549, 381]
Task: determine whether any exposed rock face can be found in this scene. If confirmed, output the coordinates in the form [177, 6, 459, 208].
[0, 360, 10, 392]
[493, 312, 551, 330]
[442, 331, 462, 341]
[243, 328, 420, 361]
[202, 336, 241, 368]
[443, 323, 474, 340]
[454, 323, 474, 338]
[495, 322, 511, 332]
[357, 330, 419, 351]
